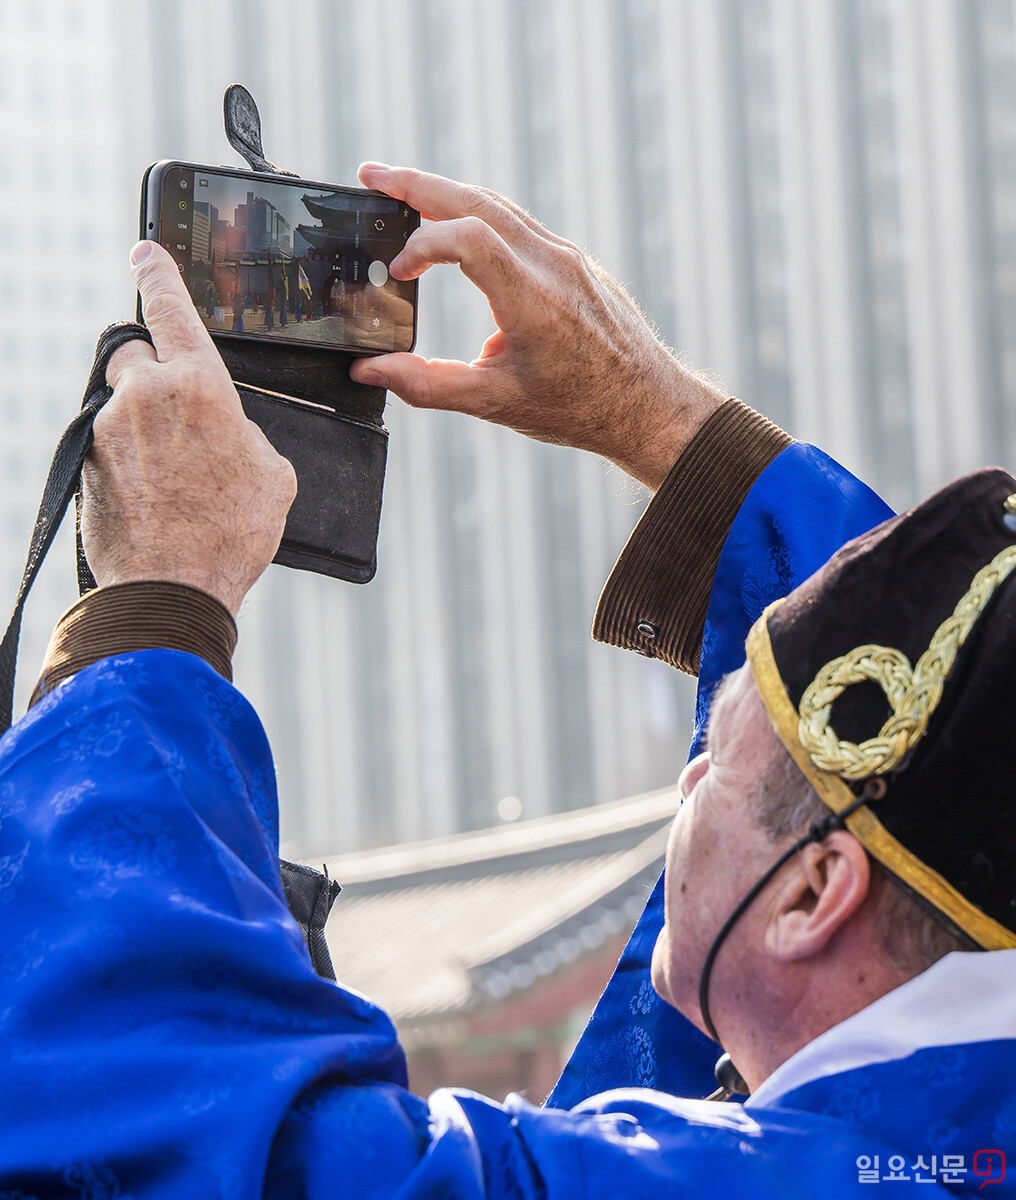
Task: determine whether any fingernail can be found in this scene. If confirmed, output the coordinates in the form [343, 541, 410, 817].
[354, 368, 388, 389]
[359, 161, 391, 172]
[130, 241, 154, 266]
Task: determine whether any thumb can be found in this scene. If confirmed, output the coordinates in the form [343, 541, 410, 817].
[131, 241, 219, 362]
[351, 353, 494, 416]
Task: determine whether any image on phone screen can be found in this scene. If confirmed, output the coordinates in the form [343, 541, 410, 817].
[157, 164, 418, 354]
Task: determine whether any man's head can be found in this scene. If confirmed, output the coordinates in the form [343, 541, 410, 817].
[654, 468, 1016, 1091]
[651, 664, 965, 1090]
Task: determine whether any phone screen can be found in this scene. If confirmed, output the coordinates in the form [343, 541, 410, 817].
[154, 164, 419, 354]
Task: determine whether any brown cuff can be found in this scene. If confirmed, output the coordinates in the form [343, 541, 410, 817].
[593, 398, 793, 675]
[31, 581, 238, 706]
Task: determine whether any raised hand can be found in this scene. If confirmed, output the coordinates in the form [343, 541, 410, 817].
[81, 241, 297, 616]
[350, 164, 725, 491]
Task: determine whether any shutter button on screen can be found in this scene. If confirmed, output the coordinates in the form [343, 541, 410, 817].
[368, 260, 389, 287]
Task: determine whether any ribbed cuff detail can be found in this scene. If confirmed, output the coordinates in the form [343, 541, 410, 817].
[593, 398, 793, 675]
[31, 581, 238, 706]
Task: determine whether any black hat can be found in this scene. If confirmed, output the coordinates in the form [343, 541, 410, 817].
[746, 468, 1016, 950]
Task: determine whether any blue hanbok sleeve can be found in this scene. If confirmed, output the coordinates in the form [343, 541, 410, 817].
[0, 650, 414, 1198]
[549, 443, 895, 1108]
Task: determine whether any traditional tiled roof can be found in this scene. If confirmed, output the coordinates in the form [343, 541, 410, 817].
[321, 787, 677, 1022]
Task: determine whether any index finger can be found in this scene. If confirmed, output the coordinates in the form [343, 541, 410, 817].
[130, 240, 219, 361]
[358, 163, 540, 248]
[106, 337, 157, 391]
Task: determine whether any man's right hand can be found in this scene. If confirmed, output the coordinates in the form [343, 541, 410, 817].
[80, 241, 297, 617]
[350, 165, 726, 491]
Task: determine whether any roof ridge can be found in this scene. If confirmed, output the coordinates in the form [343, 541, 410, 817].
[318, 786, 679, 884]
[459, 824, 671, 971]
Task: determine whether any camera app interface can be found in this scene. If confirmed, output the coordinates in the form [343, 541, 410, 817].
[160, 166, 418, 353]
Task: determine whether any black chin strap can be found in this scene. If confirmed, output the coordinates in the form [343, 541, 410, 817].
[700, 779, 886, 1101]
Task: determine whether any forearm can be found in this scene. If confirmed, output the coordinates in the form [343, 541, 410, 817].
[31, 580, 237, 704]
[693, 441, 896, 704]
[1, 651, 407, 1194]
[601, 357, 729, 493]
[594, 399, 792, 673]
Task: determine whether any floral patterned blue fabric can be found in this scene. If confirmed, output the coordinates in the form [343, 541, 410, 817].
[550, 442, 895, 1107]
[7, 444, 1011, 1197]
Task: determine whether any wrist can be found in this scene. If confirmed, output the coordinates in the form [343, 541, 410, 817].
[594, 399, 794, 672]
[610, 357, 728, 491]
[32, 580, 238, 707]
[94, 563, 250, 619]
[85, 520, 272, 618]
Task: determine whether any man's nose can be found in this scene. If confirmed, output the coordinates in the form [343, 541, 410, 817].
[677, 751, 710, 802]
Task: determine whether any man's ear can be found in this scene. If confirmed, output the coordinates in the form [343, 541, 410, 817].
[764, 832, 872, 961]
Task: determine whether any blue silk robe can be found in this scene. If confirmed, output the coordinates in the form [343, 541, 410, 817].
[2, 444, 1013, 1198]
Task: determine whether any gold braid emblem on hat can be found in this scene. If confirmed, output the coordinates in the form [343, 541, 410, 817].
[798, 539, 1016, 780]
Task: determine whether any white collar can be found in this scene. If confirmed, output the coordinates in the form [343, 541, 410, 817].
[746, 949, 1016, 1110]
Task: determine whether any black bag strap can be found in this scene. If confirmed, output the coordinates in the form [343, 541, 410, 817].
[0, 321, 152, 734]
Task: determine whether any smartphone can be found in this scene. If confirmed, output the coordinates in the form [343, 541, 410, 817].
[141, 160, 420, 355]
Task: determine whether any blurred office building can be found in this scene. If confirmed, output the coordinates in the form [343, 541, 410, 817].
[1, 1, 1015, 858]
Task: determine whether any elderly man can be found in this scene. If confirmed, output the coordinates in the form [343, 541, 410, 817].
[2, 169, 1013, 1197]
